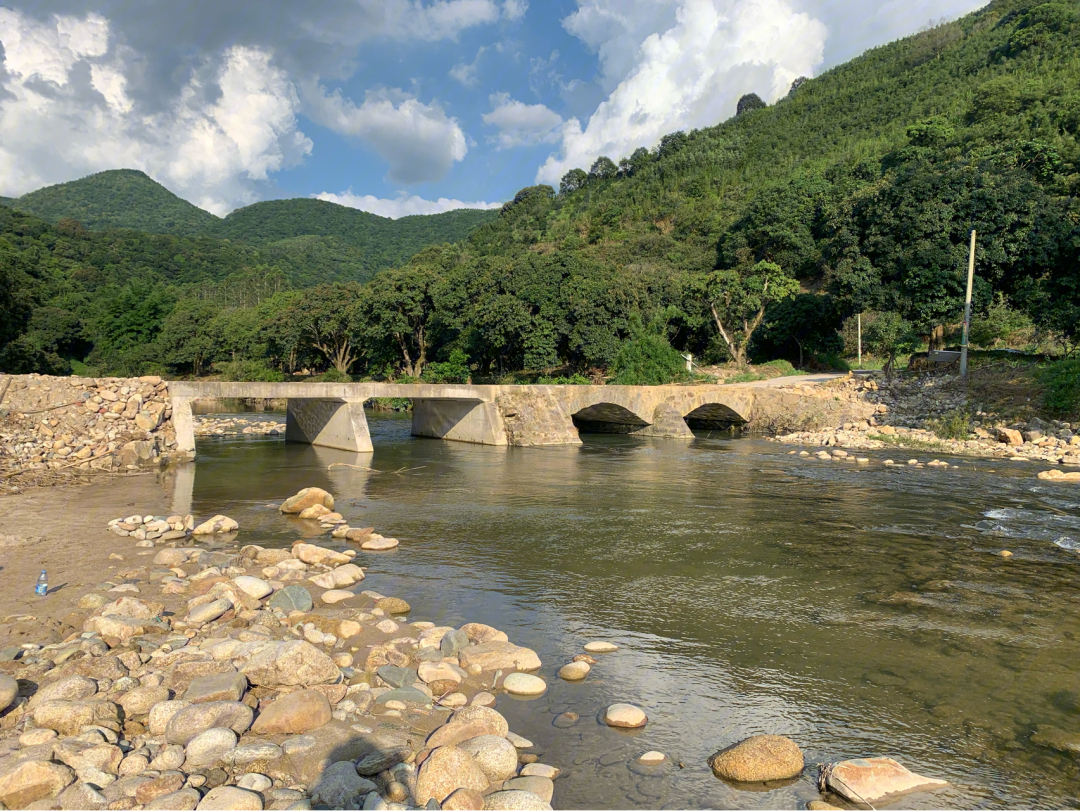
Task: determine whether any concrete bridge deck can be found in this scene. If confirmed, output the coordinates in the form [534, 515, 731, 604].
[168, 376, 846, 455]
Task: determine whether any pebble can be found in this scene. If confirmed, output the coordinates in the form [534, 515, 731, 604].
[558, 661, 590, 680]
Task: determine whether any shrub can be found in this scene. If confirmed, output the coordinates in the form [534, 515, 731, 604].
[422, 349, 470, 383]
[927, 409, 972, 439]
[537, 373, 592, 384]
[314, 367, 351, 383]
[1039, 359, 1080, 419]
[760, 359, 799, 375]
[214, 359, 285, 382]
[609, 313, 692, 386]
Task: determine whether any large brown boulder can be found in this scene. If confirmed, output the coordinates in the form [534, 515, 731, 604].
[251, 689, 332, 734]
[822, 757, 948, 803]
[415, 746, 489, 807]
[708, 735, 804, 782]
[995, 427, 1023, 446]
[0, 760, 75, 808]
[240, 641, 340, 688]
[280, 487, 334, 514]
[32, 700, 121, 735]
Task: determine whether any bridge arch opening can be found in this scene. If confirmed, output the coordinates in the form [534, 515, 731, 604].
[684, 402, 746, 431]
[571, 403, 649, 434]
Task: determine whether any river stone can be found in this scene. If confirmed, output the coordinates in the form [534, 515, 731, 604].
[823, 757, 948, 803]
[309, 761, 378, 807]
[233, 576, 273, 600]
[637, 751, 667, 765]
[280, 487, 335, 514]
[154, 549, 190, 566]
[148, 745, 186, 771]
[378, 597, 411, 614]
[231, 741, 283, 765]
[135, 774, 186, 805]
[520, 763, 559, 779]
[443, 788, 485, 811]
[148, 700, 193, 736]
[603, 703, 647, 728]
[558, 661, 590, 681]
[30, 675, 98, 706]
[52, 739, 123, 774]
[187, 598, 232, 626]
[240, 640, 339, 688]
[459, 735, 519, 782]
[461, 623, 508, 644]
[185, 671, 248, 704]
[293, 543, 352, 566]
[101, 595, 164, 619]
[78, 593, 110, 611]
[362, 536, 399, 550]
[185, 727, 238, 768]
[482, 790, 552, 810]
[1031, 725, 1080, 754]
[192, 515, 239, 535]
[0, 760, 76, 808]
[147, 788, 202, 810]
[165, 701, 253, 745]
[267, 585, 313, 613]
[118, 685, 170, 716]
[458, 641, 541, 672]
[320, 589, 354, 604]
[415, 745, 488, 806]
[356, 745, 412, 776]
[584, 641, 618, 653]
[503, 777, 554, 803]
[378, 665, 418, 689]
[418, 661, 462, 684]
[252, 689, 332, 734]
[708, 735, 804, 782]
[59, 782, 108, 810]
[33, 700, 121, 735]
[503, 673, 546, 696]
[236, 774, 272, 792]
[196, 786, 263, 810]
[298, 503, 332, 519]
[374, 687, 432, 706]
[441, 628, 469, 656]
[19, 729, 58, 747]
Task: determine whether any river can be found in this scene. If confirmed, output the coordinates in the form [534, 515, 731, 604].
[184, 409, 1080, 809]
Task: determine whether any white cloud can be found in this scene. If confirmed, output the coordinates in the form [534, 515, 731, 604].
[502, 0, 529, 20]
[376, 0, 502, 40]
[450, 46, 486, 86]
[303, 85, 467, 184]
[0, 9, 311, 214]
[537, 0, 826, 184]
[482, 92, 564, 149]
[314, 189, 502, 218]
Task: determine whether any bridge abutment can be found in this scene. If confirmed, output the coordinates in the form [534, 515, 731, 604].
[411, 399, 508, 445]
[285, 398, 373, 453]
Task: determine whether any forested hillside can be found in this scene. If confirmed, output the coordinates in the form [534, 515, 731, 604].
[1, 0, 1077, 383]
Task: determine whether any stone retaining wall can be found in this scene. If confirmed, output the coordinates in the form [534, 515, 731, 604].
[0, 374, 189, 475]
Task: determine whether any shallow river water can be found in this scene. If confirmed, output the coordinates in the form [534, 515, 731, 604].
[183, 411, 1080, 809]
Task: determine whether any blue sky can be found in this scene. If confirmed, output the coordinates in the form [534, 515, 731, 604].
[0, 0, 987, 218]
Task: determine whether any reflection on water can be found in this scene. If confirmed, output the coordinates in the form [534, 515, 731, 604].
[182, 412, 1080, 809]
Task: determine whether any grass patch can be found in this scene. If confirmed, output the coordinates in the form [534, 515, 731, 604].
[926, 409, 972, 440]
[868, 433, 947, 452]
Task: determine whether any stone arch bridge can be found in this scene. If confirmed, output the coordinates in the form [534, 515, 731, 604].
[169, 378, 851, 454]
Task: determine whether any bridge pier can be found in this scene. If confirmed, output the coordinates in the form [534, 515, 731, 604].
[630, 403, 695, 439]
[411, 399, 507, 445]
[285, 398, 373, 453]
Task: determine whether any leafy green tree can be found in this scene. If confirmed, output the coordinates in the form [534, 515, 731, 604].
[863, 311, 920, 377]
[363, 264, 440, 377]
[589, 157, 618, 180]
[736, 93, 767, 115]
[692, 261, 799, 367]
[158, 299, 221, 376]
[293, 284, 365, 374]
[610, 311, 691, 385]
[559, 169, 588, 195]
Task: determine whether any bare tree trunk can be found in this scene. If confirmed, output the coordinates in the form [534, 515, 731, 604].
[709, 304, 746, 367]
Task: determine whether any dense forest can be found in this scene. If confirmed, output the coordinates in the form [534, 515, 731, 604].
[1, 0, 1078, 386]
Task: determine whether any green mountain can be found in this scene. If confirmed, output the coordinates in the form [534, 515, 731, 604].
[207, 198, 498, 276]
[11, 169, 220, 235]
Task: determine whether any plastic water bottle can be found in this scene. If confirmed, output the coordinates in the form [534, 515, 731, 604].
[35, 570, 47, 597]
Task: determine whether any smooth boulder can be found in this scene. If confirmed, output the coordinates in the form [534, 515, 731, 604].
[603, 703, 647, 728]
[708, 735, 804, 782]
[240, 640, 340, 688]
[279, 487, 334, 514]
[503, 673, 546, 696]
[164, 701, 253, 745]
[822, 757, 948, 803]
[415, 745, 489, 806]
[251, 689, 332, 734]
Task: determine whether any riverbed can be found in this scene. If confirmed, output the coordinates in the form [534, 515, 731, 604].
[19, 410, 1080, 809]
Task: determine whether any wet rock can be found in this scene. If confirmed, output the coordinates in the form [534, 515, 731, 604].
[603, 703, 647, 728]
[708, 735, 804, 782]
[637, 751, 666, 765]
[185, 671, 248, 704]
[1031, 726, 1080, 754]
[185, 727, 238, 768]
[418, 662, 463, 685]
[503, 673, 546, 696]
[503, 777, 554, 803]
[298, 503, 332, 519]
[375, 687, 432, 706]
[439, 628, 469, 657]
[251, 689, 332, 734]
[192, 515, 239, 535]
[482, 790, 552, 810]
[320, 589, 355, 604]
[240, 640, 340, 688]
[309, 761, 378, 807]
[552, 711, 578, 729]
[584, 641, 618, 653]
[362, 536, 399, 550]
[459, 735, 519, 782]
[520, 764, 559, 779]
[378, 665, 418, 689]
[572, 654, 597, 665]
[822, 757, 948, 803]
[415, 745, 489, 806]
[0, 760, 76, 808]
[165, 701, 253, 745]
[267, 585, 313, 614]
[458, 642, 541, 672]
[196, 786, 263, 810]
[460, 623, 508, 644]
[558, 661, 590, 681]
[280, 487, 335, 514]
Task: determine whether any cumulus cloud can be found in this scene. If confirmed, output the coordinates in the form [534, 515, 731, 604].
[0, 8, 311, 214]
[303, 85, 467, 184]
[450, 46, 486, 86]
[482, 92, 564, 149]
[536, 0, 826, 184]
[314, 189, 502, 218]
[502, 0, 529, 20]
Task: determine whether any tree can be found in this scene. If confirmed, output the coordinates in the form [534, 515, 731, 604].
[364, 265, 439, 378]
[610, 311, 691, 385]
[736, 93, 767, 115]
[618, 147, 652, 177]
[589, 156, 618, 180]
[559, 169, 589, 195]
[292, 284, 365, 375]
[693, 261, 799, 367]
[863, 311, 919, 377]
[157, 299, 222, 376]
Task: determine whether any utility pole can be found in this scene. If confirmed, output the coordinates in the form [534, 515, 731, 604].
[857, 313, 862, 369]
[960, 229, 976, 379]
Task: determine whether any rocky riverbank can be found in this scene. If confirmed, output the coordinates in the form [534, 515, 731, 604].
[0, 484, 576, 811]
[770, 372, 1080, 469]
[195, 419, 283, 439]
[0, 375, 189, 493]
